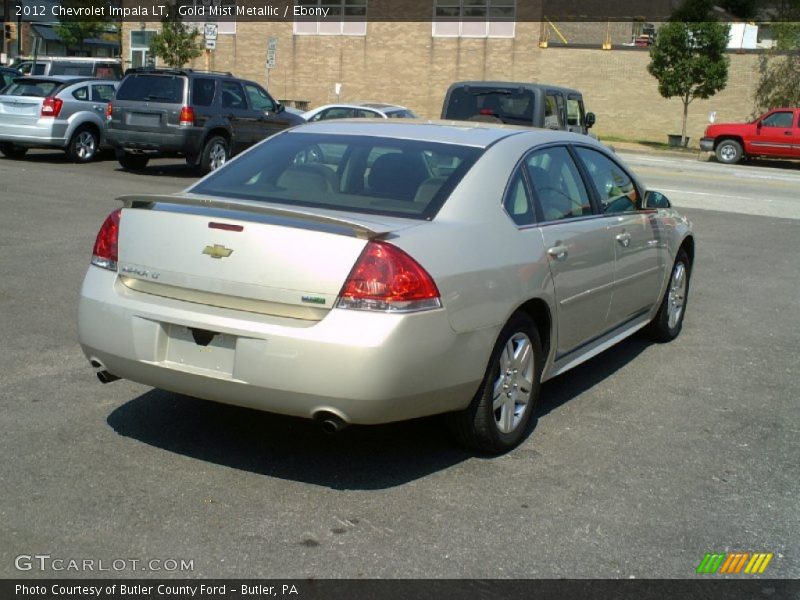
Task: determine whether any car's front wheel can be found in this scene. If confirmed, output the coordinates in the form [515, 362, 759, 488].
[447, 313, 543, 454]
[0, 142, 28, 159]
[646, 249, 691, 342]
[67, 126, 99, 163]
[200, 136, 229, 174]
[715, 139, 743, 164]
[116, 151, 149, 171]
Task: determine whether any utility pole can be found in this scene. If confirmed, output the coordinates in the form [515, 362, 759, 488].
[2, 0, 10, 59]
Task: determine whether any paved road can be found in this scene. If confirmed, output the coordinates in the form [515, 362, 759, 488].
[618, 152, 800, 220]
[1, 151, 797, 579]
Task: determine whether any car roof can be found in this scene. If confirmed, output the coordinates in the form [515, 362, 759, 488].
[19, 75, 92, 83]
[447, 81, 583, 96]
[288, 119, 600, 148]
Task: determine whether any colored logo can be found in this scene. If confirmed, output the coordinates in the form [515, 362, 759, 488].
[696, 552, 773, 574]
[202, 244, 234, 259]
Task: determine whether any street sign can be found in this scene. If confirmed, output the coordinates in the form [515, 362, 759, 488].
[204, 23, 219, 41]
[266, 37, 278, 69]
[205, 39, 216, 51]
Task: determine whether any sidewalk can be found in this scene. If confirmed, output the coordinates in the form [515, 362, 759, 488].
[602, 139, 710, 161]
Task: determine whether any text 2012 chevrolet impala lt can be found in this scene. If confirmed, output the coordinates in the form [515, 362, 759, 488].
[78, 121, 694, 453]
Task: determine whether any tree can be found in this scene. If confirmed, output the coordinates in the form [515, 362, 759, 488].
[753, 2, 800, 114]
[647, 18, 731, 146]
[54, 0, 109, 55]
[148, 2, 203, 68]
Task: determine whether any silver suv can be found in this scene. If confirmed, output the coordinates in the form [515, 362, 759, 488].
[0, 76, 118, 162]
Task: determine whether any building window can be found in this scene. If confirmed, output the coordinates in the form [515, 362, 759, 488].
[432, 0, 515, 38]
[130, 30, 156, 68]
[293, 0, 367, 36]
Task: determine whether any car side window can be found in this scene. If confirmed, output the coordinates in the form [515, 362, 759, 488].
[91, 84, 115, 103]
[355, 109, 381, 118]
[761, 111, 793, 128]
[503, 168, 535, 226]
[314, 107, 354, 121]
[221, 81, 247, 110]
[526, 146, 591, 222]
[566, 97, 584, 127]
[574, 147, 640, 214]
[72, 86, 89, 101]
[544, 94, 562, 129]
[192, 78, 216, 107]
[244, 83, 275, 112]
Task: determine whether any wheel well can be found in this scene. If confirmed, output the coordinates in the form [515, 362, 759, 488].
[715, 136, 744, 150]
[516, 298, 552, 359]
[680, 236, 695, 271]
[74, 122, 100, 139]
[205, 128, 230, 145]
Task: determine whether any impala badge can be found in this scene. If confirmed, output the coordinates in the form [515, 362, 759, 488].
[202, 244, 234, 259]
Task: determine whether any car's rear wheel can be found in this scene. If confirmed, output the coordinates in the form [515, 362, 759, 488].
[117, 151, 149, 171]
[200, 136, 229, 174]
[447, 313, 543, 454]
[715, 139, 743, 164]
[0, 142, 28, 159]
[646, 249, 691, 342]
[67, 126, 99, 163]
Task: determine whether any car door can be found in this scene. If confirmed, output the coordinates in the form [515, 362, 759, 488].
[243, 82, 291, 141]
[525, 145, 615, 357]
[573, 146, 665, 328]
[90, 83, 115, 117]
[220, 80, 255, 152]
[566, 94, 587, 134]
[748, 110, 796, 157]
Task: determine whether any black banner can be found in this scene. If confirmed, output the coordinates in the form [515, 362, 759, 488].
[3, 579, 800, 600]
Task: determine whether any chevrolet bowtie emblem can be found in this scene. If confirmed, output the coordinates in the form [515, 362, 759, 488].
[202, 244, 234, 259]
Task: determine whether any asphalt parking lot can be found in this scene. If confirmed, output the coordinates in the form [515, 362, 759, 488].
[0, 150, 797, 579]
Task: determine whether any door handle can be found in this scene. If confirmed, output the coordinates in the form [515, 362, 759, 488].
[547, 244, 569, 260]
[784, 131, 793, 135]
[616, 232, 631, 247]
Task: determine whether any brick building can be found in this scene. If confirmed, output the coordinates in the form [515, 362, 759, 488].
[121, 0, 762, 143]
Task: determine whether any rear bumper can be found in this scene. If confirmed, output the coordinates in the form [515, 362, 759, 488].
[78, 266, 490, 424]
[0, 121, 68, 147]
[106, 126, 204, 155]
[699, 137, 715, 152]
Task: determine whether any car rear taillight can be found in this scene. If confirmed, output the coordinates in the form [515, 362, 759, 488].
[179, 106, 195, 127]
[336, 241, 441, 312]
[105, 102, 113, 122]
[41, 96, 63, 118]
[91, 209, 121, 271]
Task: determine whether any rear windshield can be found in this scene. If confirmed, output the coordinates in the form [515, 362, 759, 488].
[2, 79, 59, 97]
[49, 63, 93, 76]
[116, 74, 185, 103]
[190, 132, 483, 220]
[444, 86, 535, 126]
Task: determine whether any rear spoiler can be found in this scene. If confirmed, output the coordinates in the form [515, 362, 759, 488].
[117, 193, 392, 240]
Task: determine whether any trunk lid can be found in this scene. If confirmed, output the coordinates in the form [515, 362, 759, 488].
[116, 194, 420, 320]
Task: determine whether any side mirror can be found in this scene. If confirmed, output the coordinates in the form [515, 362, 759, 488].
[275, 102, 285, 114]
[644, 190, 671, 209]
[585, 112, 596, 128]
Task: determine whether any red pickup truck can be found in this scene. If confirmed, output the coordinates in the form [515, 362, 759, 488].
[700, 108, 800, 164]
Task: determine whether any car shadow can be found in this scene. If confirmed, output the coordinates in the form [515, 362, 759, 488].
[106, 334, 652, 490]
[536, 333, 651, 419]
[710, 156, 800, 170]
[107, 390, 473, 490]
[1, 149, 115, 163]
[113, 161, 202, 179]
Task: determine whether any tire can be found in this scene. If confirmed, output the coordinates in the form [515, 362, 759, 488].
[67, 126, 99, 163]
[0, 142, 28, 159]
[199, 135, 229, 174]
[715, 139, 743, 164]
[117, 151, 149, 171]
[447, 313, 543, 454]
[646, 249, 691, 343]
